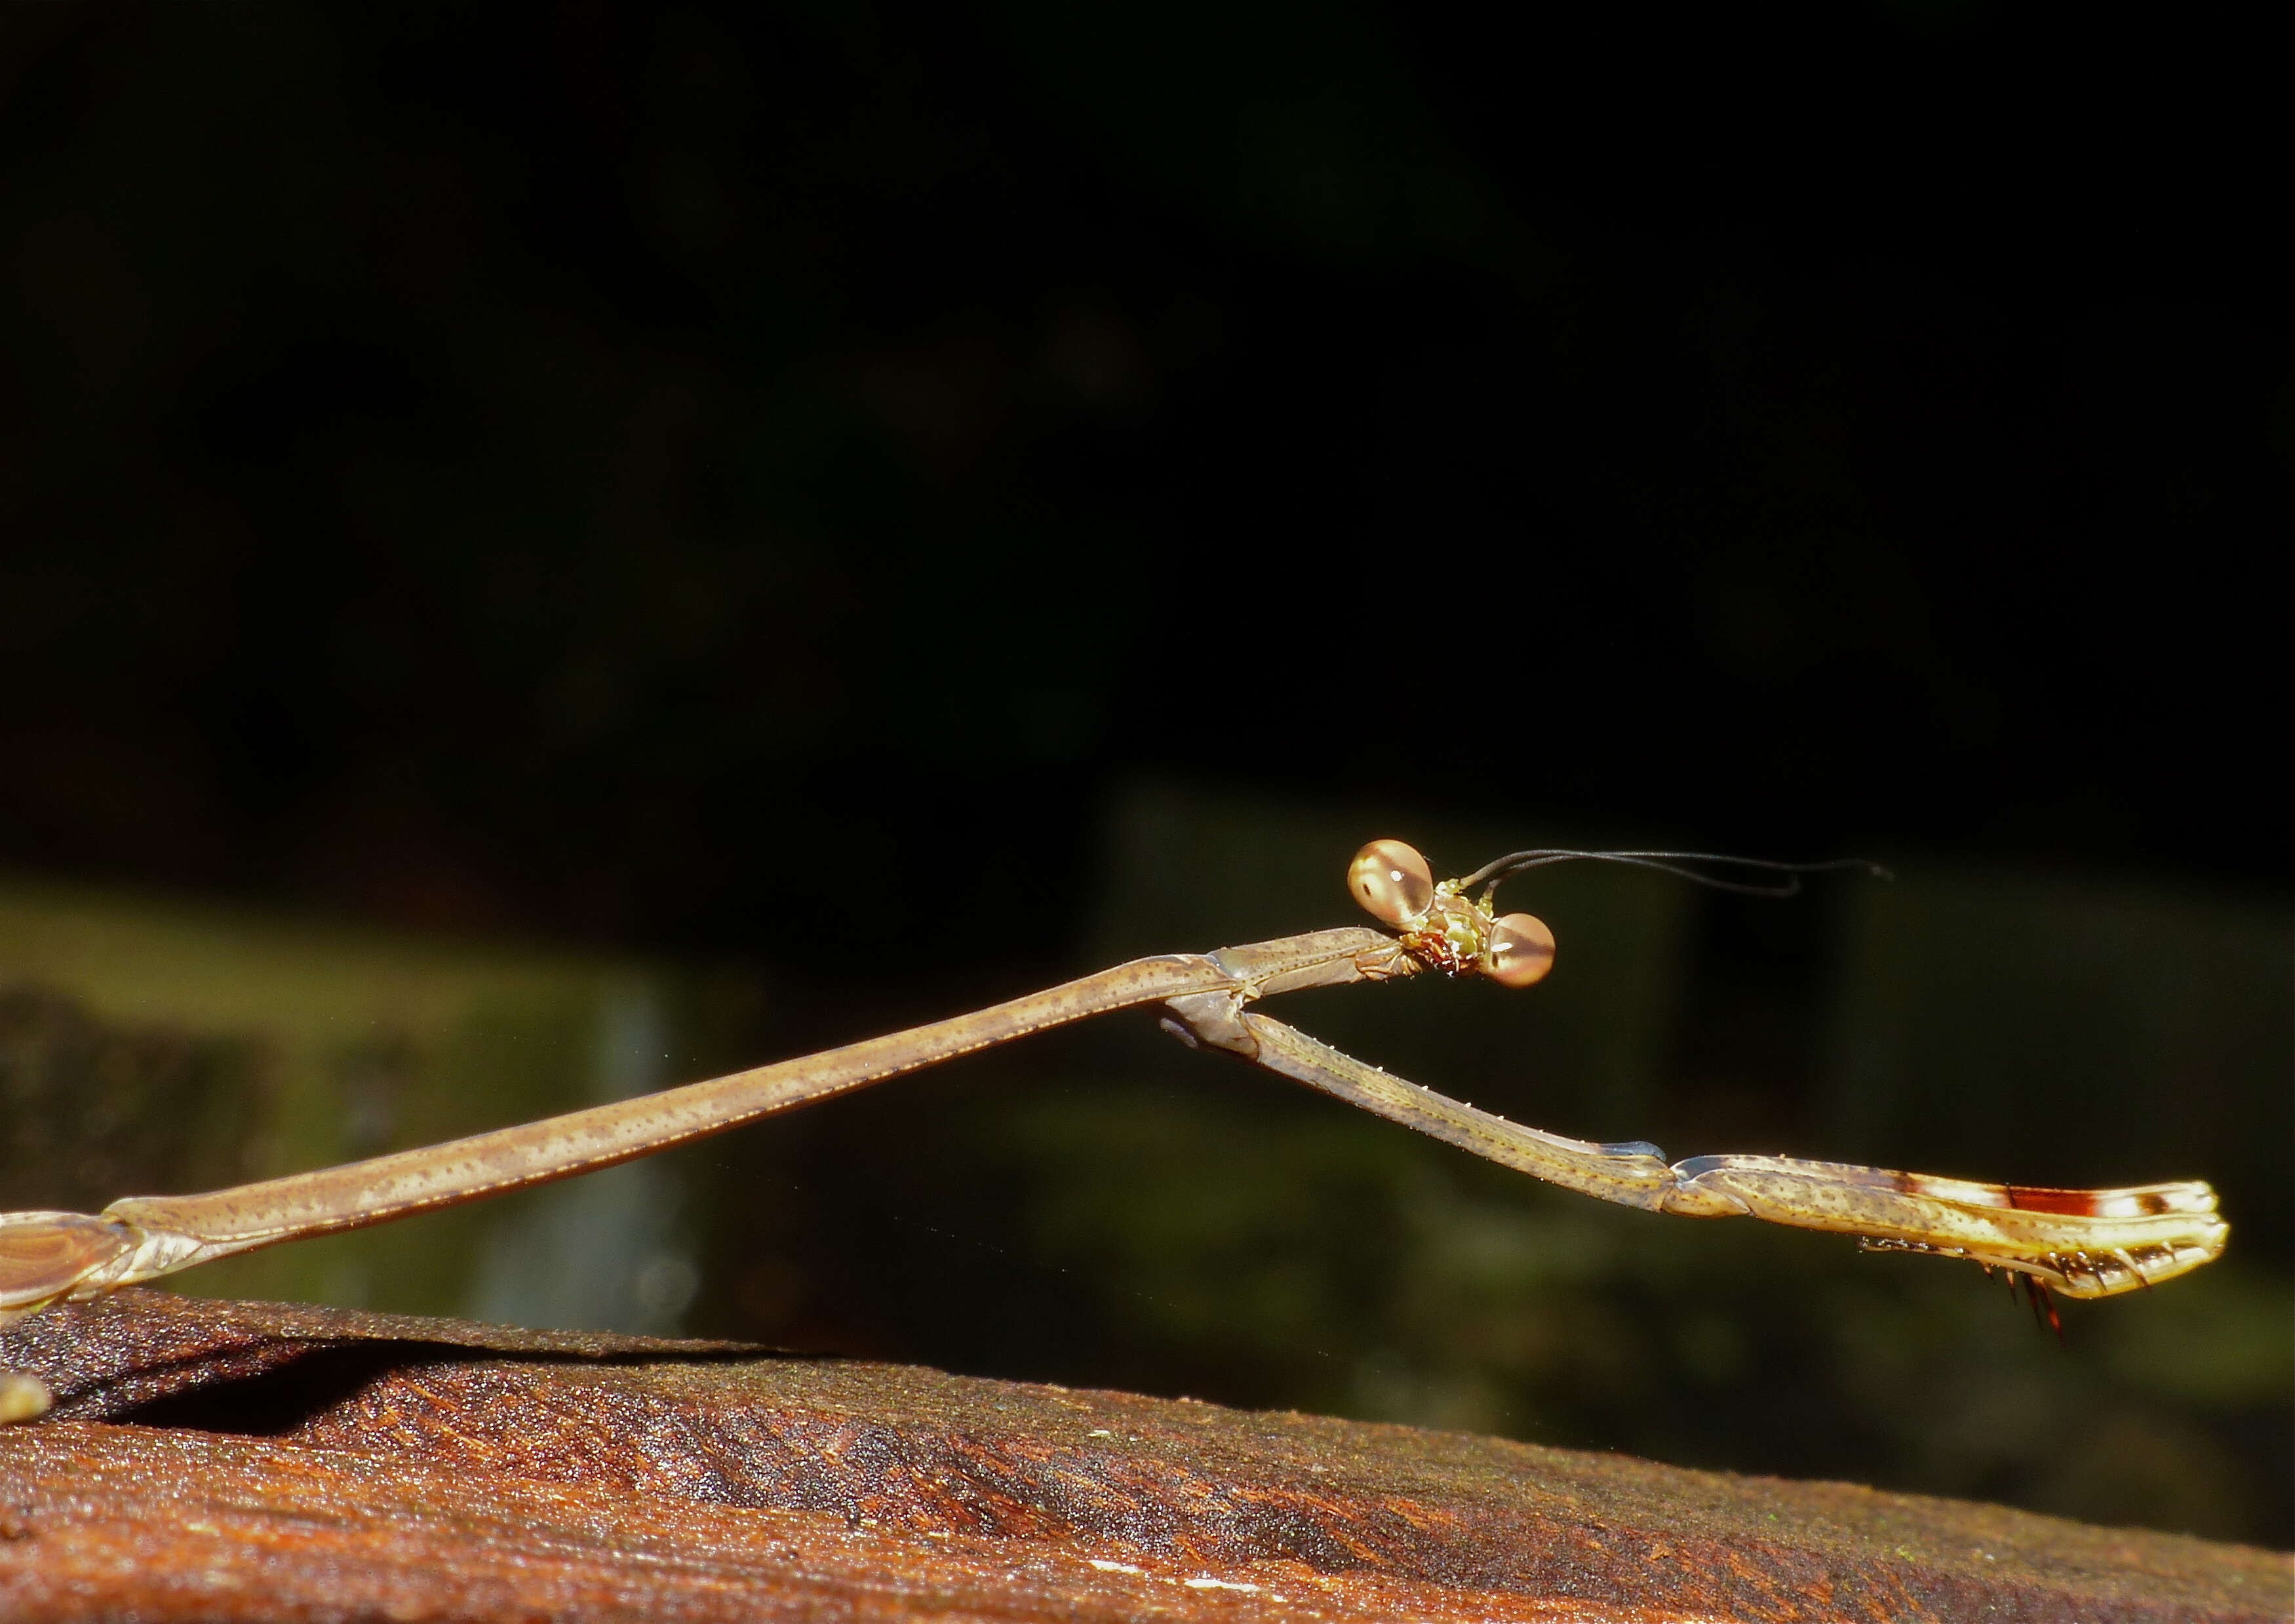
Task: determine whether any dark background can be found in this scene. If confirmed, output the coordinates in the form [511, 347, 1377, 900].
[3, 0, 2288, 1547]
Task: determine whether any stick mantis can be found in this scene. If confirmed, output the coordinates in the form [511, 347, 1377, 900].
[0, 839, 2229, 1421]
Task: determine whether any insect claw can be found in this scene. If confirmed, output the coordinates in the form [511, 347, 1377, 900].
[2012, 1271, 2065, 1340]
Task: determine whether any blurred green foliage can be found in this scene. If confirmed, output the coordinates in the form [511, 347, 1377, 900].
[0, 876, 751, 1332]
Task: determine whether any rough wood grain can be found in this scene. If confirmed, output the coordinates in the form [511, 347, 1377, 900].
[0, 1290, 2285, 1622]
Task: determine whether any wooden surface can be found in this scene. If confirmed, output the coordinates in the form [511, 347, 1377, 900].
[0, 1290, 2285, 1622]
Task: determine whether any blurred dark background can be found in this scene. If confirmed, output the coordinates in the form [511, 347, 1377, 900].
[2, 0, 2288, 1548]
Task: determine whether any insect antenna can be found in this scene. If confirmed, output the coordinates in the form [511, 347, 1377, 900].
[1461, 848, 1891, 906]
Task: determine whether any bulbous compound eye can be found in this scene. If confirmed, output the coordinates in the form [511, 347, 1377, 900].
[1485, 912, 1556, 987]
[1349, 838, 1434, 927]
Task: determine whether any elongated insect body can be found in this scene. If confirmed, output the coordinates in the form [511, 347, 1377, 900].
[0, 838, 2228, 1418]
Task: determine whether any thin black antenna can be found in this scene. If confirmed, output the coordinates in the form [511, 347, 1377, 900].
[1461, 849, 1891, 904]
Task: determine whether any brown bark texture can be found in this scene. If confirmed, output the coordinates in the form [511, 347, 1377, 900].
[0, 1289, 2285, 1622]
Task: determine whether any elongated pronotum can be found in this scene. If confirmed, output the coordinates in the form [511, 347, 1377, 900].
[0, 839, 2228, 1419]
